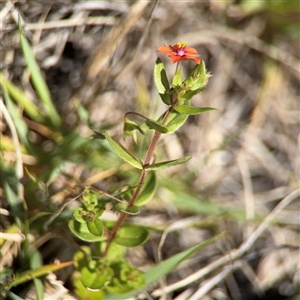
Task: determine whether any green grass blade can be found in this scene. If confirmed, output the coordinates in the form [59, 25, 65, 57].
[2, 84, 29, 148]
[3, 182, 22, 228]
[18, 23, 61, 127]
[0, 73, 44, 123]
[105, 233, 222, 299]
[144, 233, 222, 284]
[6, 292, 24, 300]
[30, 250, 44, 300]
[13, 261, 74, 286]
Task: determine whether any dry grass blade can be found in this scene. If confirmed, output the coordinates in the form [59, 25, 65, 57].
[152, 189, 300, 297]
[86, 0, 149, 80]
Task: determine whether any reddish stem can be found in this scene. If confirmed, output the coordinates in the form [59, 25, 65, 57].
[103, 104, 173, 257]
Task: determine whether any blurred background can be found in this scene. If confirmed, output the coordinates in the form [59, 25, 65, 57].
[1, 1, 299, 299]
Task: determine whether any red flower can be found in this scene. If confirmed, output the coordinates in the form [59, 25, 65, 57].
[157, 41, 201, 64]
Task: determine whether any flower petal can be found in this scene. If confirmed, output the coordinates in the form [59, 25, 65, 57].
[170, 44, 179, 51]
[170, 55, 183, 63]
[157, 46, 174, 55]
[185, 56, 201, 64]
[184, 47, 199, 55]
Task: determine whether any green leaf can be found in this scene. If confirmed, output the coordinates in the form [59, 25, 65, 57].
[157, 109, 189, 134]
[72, 271, 106, 300]
[173, 106, 216, 115]
[77, 102, 90, 124]
[135, 171, 157, 206]
[100, 242, 126, 261]
[68, 219, 106, 242]
[166, 113, 189, 133]
[82, 191, 98, 208]
[182, 60, 210, 100]
[124, 205, 140, 215]
[145, 156, 192, 171]
[0, 73, 44, 123]
[145, 119, 169, 133]
[114, 225, 149, 248]
[19, 23, 61, 127]
[103, 132, 143, 169]
[73, 207, 88, 223]
[81, 261, 114, 290]
[3, 182, 22, 228]
[123, 119, 144, 142]
[105, 233, 223, 299]
[87, 218, 104, 237]
[111, 203, 127, 213]
[106, 262, 145, 294]
[172, 67, 182, 87]
[154, 58, 171, 105]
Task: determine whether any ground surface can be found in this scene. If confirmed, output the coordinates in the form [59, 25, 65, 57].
[1, 1, 299, 299]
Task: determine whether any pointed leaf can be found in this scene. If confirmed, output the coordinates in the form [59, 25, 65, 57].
[165, 113, 189, 133]
[172, 67, 182, 87]
[145, 156, 192, 171]
[154, 58, 171, 105]
[173, 106, 216, 115]
[103, 132, 143, 169]
[135, 171, 157, 206]
[157, 109, 189, 134]
[182, 60, 210, 100]
[145, 119, 168, 133]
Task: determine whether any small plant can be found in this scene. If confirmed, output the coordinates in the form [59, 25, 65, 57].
[68, 41, 216, 298]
